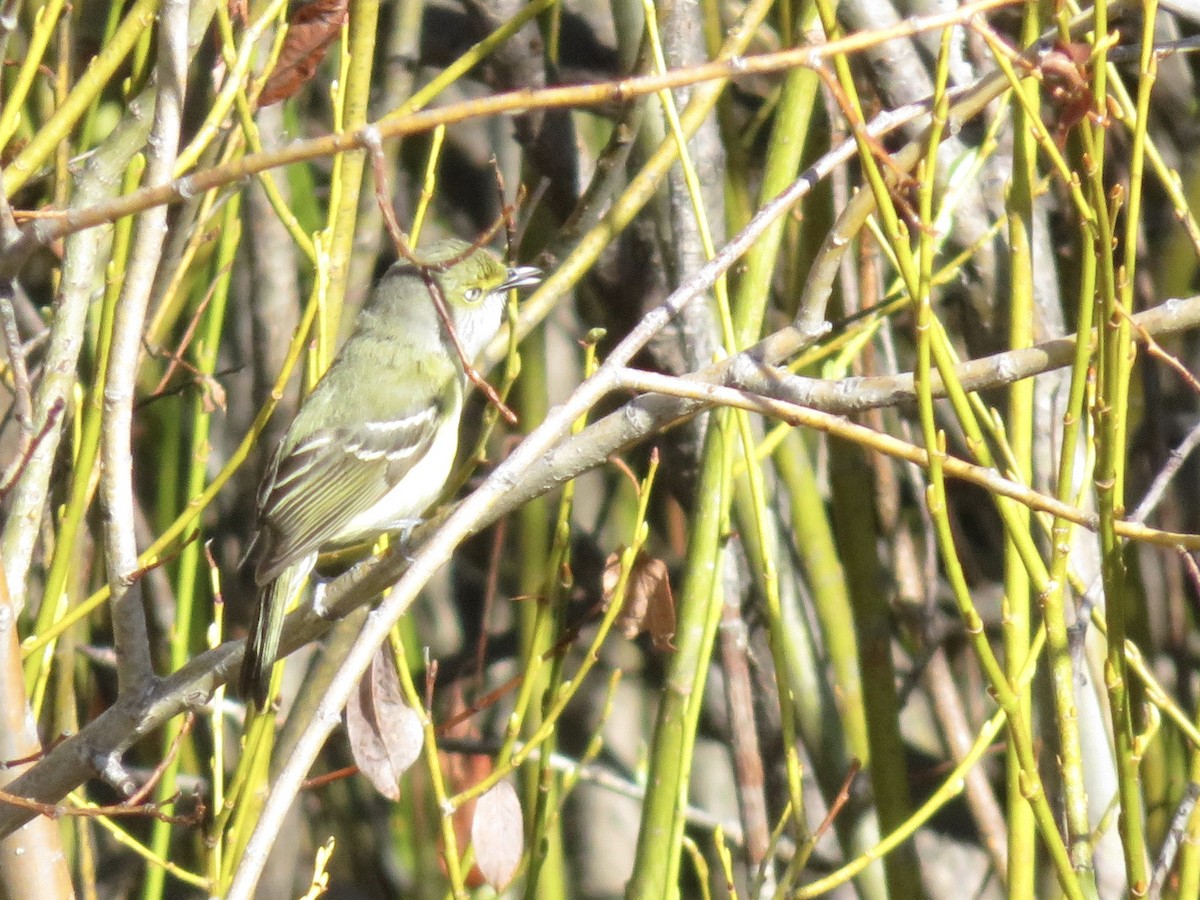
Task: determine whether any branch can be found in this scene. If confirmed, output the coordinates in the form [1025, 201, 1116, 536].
[0, 0, 218, 616]
[100, 0, 189, 693]
[0, 0, 1024, 281]
[2, 288, 1200, 840]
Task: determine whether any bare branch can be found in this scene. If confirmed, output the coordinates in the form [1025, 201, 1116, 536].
[101, 0, 190, 694]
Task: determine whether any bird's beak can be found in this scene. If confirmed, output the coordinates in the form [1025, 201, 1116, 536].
[501, 265, 542, 291]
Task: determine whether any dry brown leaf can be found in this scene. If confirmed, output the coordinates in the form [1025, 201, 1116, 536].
[344, 648, 423, 801]
[471, 780, 524, 890]
[257, 0, 349, 107]
[602, 549, 677, 651]
[228, 0, 248, 25]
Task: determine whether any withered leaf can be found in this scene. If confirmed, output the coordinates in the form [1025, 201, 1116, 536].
[436, 684, 494, 888]
[602, 549, 677, 651]
[344, 647, 423, 801]
[471, 780, 524, 890]
[257, 0, 349, 107]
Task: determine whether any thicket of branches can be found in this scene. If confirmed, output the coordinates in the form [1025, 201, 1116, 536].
[2, 0, 1200, 896]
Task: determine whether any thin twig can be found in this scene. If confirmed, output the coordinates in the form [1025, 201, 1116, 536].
[811, 760, 861, 847]
[419, 271, 519, 425]
[1149, 781, 1200, 896]
[611, 367, 1200, 549]
[0, 786, 205, 827]
[718, 572, 771, 869]
[0, 289, 30, 435]
[0, 397, 64, 499]
[474, 516, 507, 695]
[121, 714, 196, 807]
[150, 265, 228, 396]
[361, 126, 519, 423]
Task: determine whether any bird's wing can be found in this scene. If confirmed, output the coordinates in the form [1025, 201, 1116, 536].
[252, 400, 446, 584]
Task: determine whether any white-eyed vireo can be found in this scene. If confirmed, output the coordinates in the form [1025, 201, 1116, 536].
[240, 239, 541, 707]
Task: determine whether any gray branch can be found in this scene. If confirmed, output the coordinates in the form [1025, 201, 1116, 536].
[100, 0, 189, 693]
[0, 0, 219, 615]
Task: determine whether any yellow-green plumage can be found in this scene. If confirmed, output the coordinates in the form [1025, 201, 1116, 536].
[240, 240, 539, 706]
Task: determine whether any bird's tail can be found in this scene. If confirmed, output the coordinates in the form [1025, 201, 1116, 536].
[240, 556, 315, 708]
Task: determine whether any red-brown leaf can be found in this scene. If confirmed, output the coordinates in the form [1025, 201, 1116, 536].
[257, 0, 349, 107]
[437, 684, 494, 887]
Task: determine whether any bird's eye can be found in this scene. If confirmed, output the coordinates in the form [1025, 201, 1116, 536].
[464, 287, 482, 303]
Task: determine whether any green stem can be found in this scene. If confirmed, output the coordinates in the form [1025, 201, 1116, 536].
[142, 190, 240, 900]
[626, 411, 733, 898]
[3, 0, 161, 197]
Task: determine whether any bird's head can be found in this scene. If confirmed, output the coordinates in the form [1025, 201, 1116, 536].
[373, 239, 541, 361]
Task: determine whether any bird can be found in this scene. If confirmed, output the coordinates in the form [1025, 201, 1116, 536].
[239, 239, 541, 707]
